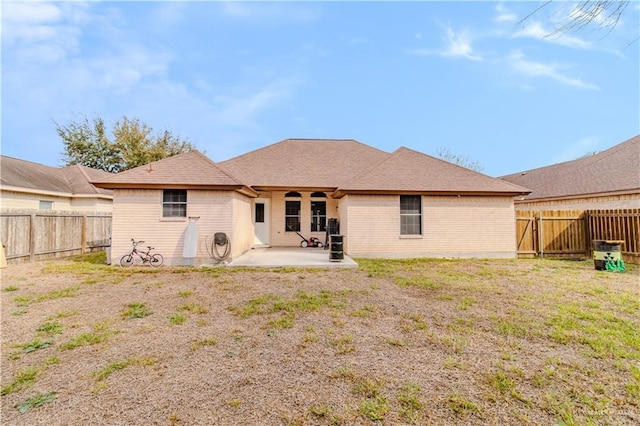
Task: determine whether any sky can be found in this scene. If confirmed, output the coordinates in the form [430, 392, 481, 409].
[1, 0, 639, 177]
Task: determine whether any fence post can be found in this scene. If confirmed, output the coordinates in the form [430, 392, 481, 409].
[538, 211, 544, 259]
[81, 215, 87, 254]
[29, 212, 36, 262]
[584, 211, 592, 258]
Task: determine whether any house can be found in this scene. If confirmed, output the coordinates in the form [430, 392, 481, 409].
[0, 155, 113, 212]
[92, 139, 530, 266]
[500, 135, 640, 210]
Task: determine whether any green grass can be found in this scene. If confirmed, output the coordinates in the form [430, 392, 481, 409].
[397, 383, 424, 421]
[447, 392, 479, 414]
[120, 302, 153, 319]
[169, 313, 186, 326]
[231, 289, 346, 329]
[37, 320, 64, 336]
[177, 290, 193, 298]
[1, 367, 39, 396]
[14, 391, 57, 413]
[93, 358, 156, 382]
[309, 404, 332, 418]
[13, 286, 81, 307]
[20, 338, 53, 354]
[330, 334, 355, 354]
[44, 356, 60, 366]
[359, 396, 390, 421]
[60, 322, 114, 350]
[191, 338, 218, 350]
[489, 368, 517, 394]
[4, 285, 19, 292]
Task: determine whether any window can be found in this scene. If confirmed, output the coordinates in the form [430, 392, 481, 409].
[311, 201, 326, 232]
[163, 190, 187, 218]
[39, 200, 53, 210]
[285, 201, 301, 232]
[255, 203, 265, 223]
[400, 195, 422, 235]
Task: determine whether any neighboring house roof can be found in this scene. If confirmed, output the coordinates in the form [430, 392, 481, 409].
[500, 135, 640, 201]
[0, 155, 113, 197]
[91, 150, 258, 197]
[219, 139, 390, 189]
[91, 139, 531, 198]
[335, 147, 530, 197]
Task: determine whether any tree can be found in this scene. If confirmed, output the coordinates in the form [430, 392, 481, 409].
[436, 147, 484, 172]
[57, 115, 195, 172]
[521, 0, 632, 38]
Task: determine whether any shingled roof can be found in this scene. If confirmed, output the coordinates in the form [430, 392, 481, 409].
[0, 155, 113, 197]
[219, 139, 390, 189]
[335, 147, 530, 197]
[91, 139, 531, 198]
[500, 135, 640, 201]
[91, 150, 257, 197]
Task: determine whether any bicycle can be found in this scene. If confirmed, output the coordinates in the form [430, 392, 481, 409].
[120, 239, 164, 267]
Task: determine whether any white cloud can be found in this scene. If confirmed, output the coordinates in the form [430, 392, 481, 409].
[409, 24, 483, 61]
[507, 51, 599, 90]
[1, 1, 86, 60]
[494, 3, 518, 24]
[2, 1, 63, 25]
[514, 21, 592, 50]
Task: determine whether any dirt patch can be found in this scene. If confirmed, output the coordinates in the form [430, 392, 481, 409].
[1, 257, 638, 425]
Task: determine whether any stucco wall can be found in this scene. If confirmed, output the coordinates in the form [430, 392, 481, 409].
[110, 189, 252, 266]
[343, 194, 517, 258]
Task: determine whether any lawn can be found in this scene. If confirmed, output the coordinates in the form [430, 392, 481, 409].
[1, 254, 638, 425]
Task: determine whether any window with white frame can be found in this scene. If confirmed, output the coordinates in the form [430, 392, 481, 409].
[400, 195, 422, 235]
[163, 189, 187, 218]
[285, 200, 301, 232]
[311, 200, 326, 232]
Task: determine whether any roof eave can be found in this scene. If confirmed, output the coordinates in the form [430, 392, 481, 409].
[93, 182, 259, 198]
[332, 189, 531, 199]
[252, 185, 339, 193]
[1, 184, 112, 199]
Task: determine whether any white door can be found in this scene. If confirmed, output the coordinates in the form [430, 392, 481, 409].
[254, 200, 270, 246]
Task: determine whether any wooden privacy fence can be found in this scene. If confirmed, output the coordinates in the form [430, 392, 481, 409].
[516, 209, 640, 264]
[1, 210, 112, 264]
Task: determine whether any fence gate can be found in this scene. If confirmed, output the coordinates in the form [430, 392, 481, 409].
[516, 211, 589, 259]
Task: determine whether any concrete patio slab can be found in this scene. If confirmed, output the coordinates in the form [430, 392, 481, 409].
[227, 247, 358, 268]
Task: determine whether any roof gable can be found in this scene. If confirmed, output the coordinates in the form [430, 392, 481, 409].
[500, 135, 640, 200]
[337, 147, 530, 196]
[219, 139, 391, 189]
[91, 150, 255, 195]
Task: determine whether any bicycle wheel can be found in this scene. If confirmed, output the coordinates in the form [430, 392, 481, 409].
[120, 254, 134, 268]
[149, 253, 164, 267]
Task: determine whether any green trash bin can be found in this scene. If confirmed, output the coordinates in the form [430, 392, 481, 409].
[593, 240, 624, 271]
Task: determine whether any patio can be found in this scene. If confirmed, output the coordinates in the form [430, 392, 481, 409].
[226, 247, 358, 268]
